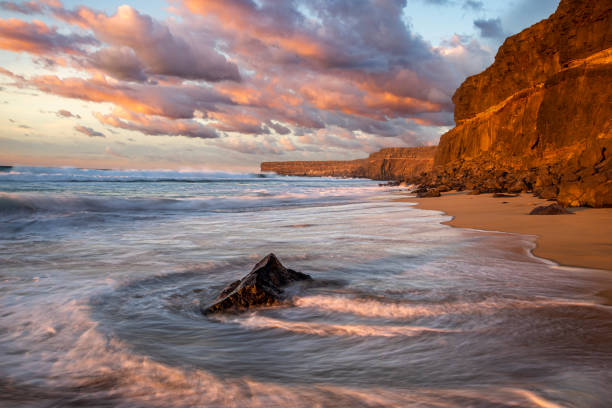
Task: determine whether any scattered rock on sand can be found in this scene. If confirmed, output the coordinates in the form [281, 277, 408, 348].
[493, 193, 518, 198]
[529, 203, 572, 215]
[417, 188, 441, 198]
[200, 253, 312, 315]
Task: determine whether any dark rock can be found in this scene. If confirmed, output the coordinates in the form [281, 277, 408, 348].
[493, 193, 518, 198]
[201, 253, 312, 315]
[417, 188, 441, 198]
[529, 203, 572, 215]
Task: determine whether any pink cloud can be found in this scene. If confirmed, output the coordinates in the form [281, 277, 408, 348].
[0, 1, 496, 157]
[94, 110, 218, 139]
[54, 5, 240, 82]
[0, 18, 97, 55]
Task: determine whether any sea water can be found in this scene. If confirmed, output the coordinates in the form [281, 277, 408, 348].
[1, 166, 611, 407]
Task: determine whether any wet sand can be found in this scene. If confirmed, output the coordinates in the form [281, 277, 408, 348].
[400, 192, 612, 271]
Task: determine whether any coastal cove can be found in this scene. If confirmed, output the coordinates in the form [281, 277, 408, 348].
[1, 0, 611, 406]
[2, 168, 612, 407]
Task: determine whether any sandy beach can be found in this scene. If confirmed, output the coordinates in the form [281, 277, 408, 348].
[401, 192, 612, 272]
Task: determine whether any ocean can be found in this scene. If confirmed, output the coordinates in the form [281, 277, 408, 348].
[1, 166, 611, 407]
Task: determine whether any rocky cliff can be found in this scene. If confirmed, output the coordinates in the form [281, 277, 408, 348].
[261, 147, 436, 181]
[261, 0, 611, 207]
[429, 0, 612, 207]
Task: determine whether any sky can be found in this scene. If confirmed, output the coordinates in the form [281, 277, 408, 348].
[0, 0, 559, 171]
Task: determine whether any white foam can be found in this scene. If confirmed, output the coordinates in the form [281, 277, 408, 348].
[223, 314, 456, 337]
[294, 295, 607, 320]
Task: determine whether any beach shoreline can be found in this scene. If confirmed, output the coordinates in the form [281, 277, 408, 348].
[399, 192, 612, 272]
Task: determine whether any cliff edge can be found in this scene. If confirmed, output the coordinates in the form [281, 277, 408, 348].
[431, 0, 612, 207]
[261, 147, 436, 181]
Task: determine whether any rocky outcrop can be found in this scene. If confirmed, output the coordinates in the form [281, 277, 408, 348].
[425, 0, 612, 207]
[261, 147, 436, 181]
[200, 253, 311, 315]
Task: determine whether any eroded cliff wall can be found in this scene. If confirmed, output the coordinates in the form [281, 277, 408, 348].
[261, 147, 436, 181]
[432, 0, 612, 207]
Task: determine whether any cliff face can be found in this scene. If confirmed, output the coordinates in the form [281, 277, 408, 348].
[261, 147, 436, 181]
[432, 0, 612, 207]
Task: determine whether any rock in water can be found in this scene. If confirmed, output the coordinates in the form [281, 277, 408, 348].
[201, 253, 312, 315]
[529, 203, 572, 215]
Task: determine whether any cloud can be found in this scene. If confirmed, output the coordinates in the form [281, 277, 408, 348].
[474, 18, 505, 39]
[268, 121, 291, 135]
[75, 125, 105, 138]
[0, 18, 97, 55]
[213, 136, 286, 156]
[54, 5, 240, 82]
[56, 109, 80, 119]
[94, 110, 219, 139]
[0, 66, 25, 84]
[105, 146, 127, 158]
[89, 47, 147, 82]
[0, 1, 43, 14]
[30, 75, 232, 119]
[0, 1, 512, 158]
[462, 1, 483, 11]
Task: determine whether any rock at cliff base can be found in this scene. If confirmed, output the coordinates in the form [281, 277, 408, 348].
[201, 253, 312, 315]
[536, 185, 559, 200]
[529, 204, 572, 215]
[557, 176, 612, 208]
[493, 193, 518, 198]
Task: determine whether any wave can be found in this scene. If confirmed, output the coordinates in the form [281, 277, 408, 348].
[0, 189, 373, 216]
[0, 166, 284, 183]
[294, 295, 608, 320]
[220, 315, 456, 337]
[1, 300, 562, 408]
[0, 166, 367, 183]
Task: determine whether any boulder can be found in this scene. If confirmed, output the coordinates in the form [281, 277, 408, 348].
[417, 188, 441, 198]
[201, 253, 312, 315]
[529, 203, 572, 215]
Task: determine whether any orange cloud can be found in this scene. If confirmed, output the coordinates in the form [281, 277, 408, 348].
[0, 18, 96, 55]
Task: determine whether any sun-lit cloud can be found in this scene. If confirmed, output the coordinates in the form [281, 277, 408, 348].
[0, 18, 97, 55]
[0, 0, 557, 169]
[94, 109, 218, 139]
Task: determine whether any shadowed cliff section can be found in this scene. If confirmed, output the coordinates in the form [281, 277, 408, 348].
[261, 147, 436, 181]
[426, 0, 612, 207]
